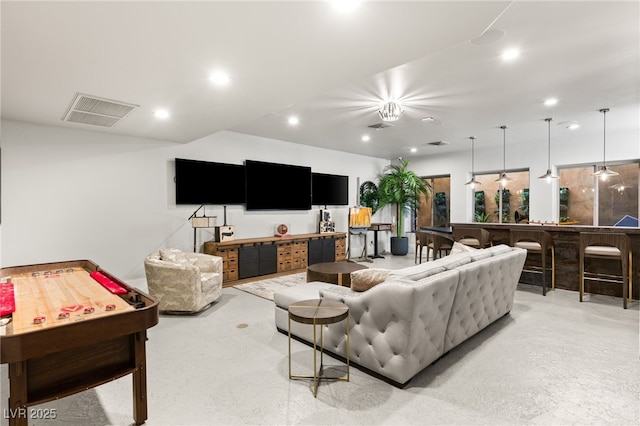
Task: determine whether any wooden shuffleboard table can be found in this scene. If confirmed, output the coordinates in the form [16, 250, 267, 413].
[0, 260, 159, 426]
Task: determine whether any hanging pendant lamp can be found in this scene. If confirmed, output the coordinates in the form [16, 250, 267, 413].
[494, 125, 513, 187]
[538, 118, 559, 182]
[465, 136, 481, 188]
[592, 108, 619, 178]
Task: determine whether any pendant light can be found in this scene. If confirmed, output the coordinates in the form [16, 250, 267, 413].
[592, 108, 619, 178]
[494, 125, 513, 187]
[378, 101, 404, 122]
[464, 136, 481, 188]
[538, 118, 559, 182]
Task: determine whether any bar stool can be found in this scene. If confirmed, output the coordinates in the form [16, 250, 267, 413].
[510, 229, 555, 296]
[580, 232, 633, 309]
[428, 233, 454, 260]
[453, 226, 491, 248]
[415, 231, 429, 264]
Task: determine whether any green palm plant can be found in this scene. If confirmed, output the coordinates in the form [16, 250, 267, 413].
[377, 158, 431, 239]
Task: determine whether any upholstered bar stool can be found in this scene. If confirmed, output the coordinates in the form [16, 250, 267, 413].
[453, 226, 491, 248]
[510, 229, 555, 296]
[428, 233, 454, 260]
[580, 232, 633, 309]
[415, 231, 430, 264]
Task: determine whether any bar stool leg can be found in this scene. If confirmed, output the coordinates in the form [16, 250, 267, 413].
[551, 246, 556, 291]
[579, 251, 585, 302]
[541, 248, 547, 296]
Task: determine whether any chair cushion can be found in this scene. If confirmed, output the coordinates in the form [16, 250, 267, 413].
[514, 241, 542, 252]
[584, 245, 622, 257]
[458, 237, 480, 247]
[350, 268, 390, 292]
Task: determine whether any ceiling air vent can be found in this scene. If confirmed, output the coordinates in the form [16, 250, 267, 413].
[368, 122, 394, 129]
[62, 93, 139, 127]
[427, 140, 449, 146]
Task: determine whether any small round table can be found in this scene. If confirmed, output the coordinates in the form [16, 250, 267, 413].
[306, 262, 368, 286]
[288, 298, 350, 397]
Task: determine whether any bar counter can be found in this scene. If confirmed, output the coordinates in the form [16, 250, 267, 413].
[451, 222, 639, 300]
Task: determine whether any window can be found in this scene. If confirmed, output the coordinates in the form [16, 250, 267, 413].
[559, 161, 639, 226]
[473, 170, 530, 223]
[416, 176, 450, 229]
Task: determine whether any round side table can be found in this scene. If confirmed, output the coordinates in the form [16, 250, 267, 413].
[288, 298, 349, 397]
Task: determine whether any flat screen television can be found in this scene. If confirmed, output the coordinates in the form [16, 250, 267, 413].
[175, 158, 245, 205]
[312, 172, 349, 205]
[245, 160, 312, 210]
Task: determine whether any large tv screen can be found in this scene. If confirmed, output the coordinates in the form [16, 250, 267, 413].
[245, 160, 312, 210]
[312, 173, 349, 205]
[175, 158, 245, 205]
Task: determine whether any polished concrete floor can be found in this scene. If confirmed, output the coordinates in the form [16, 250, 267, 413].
[2, 252, 639, 426]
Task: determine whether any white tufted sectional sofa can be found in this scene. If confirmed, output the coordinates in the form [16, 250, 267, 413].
[274, 244, 526, 387]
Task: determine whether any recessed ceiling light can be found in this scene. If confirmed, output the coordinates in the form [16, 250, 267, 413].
[544, 98, 558, 106]
[154, 109, 169, 119]
[331, 0, 362, 13]
[288, 116, 299, 126]
[209, 71, 231, 86]
[421, 116, 435, 122]
[361, 135, 370, 142]
[558, 120, 580, 130]
[501, 48, 520, 61]
[410, 147, 417, 153]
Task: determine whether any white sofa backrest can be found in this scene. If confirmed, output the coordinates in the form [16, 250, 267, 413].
[444, 247, 527, 351]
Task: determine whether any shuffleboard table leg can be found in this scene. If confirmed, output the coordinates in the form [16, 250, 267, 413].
[132, 331, 149, 425]
[8, 361, 28, 426]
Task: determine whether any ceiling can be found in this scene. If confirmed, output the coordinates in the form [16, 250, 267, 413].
[2, 1, 638, 160]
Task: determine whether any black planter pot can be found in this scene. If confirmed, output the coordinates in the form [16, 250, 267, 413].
[390, 236, 409, 256]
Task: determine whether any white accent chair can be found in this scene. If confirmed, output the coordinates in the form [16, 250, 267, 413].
[144, 249, 223, 313]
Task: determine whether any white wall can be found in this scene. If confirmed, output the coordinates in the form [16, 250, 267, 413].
[409, 125, 639, 224]
[1, 120, 389, 280]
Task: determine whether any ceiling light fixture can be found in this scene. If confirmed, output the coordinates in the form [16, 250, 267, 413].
[331, 0, 362, 13]
[378, 101, 404, 122]
[494, 125, 513, 187]
[538, 118, 558, 182]
[421, 116, 435, 122]
[154, 109, 169, 119]
[410, 147, 417, 153]
[464, 136, 481, 188]
[544, 98, 558, 106]
[209, 71, 231, 86]
[567, 123, 580, 130]
[361, 135, 370, 142]
[501, 48, 520, 61]
[592, 108, 618, 179]
[288, 116, 299, 126]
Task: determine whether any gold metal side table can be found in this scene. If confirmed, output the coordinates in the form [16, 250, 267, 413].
[288, 298, 349, 397]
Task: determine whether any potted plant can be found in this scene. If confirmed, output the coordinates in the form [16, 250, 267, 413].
[377, 158, 431, 255]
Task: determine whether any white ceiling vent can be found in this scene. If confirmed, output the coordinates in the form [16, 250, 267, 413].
[62, 93, 139, 127]
[368, 122, 394, 129]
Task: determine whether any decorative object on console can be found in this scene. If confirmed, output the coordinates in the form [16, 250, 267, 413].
[214, 205, 236, 242]
[319, 209, 335, 234]
[214, 225, 235, 242]
[275, 223, 291, 237]
[377, 158, 431, 256]
[348, 207, 372, 262]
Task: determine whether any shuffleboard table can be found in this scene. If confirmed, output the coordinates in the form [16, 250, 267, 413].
[0, 260, 159, 426]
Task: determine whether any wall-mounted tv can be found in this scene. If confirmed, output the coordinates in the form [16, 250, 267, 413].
[312, 173, 349, 205]
[245, 160, 312, 210]
[175, 158, 245, 205]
